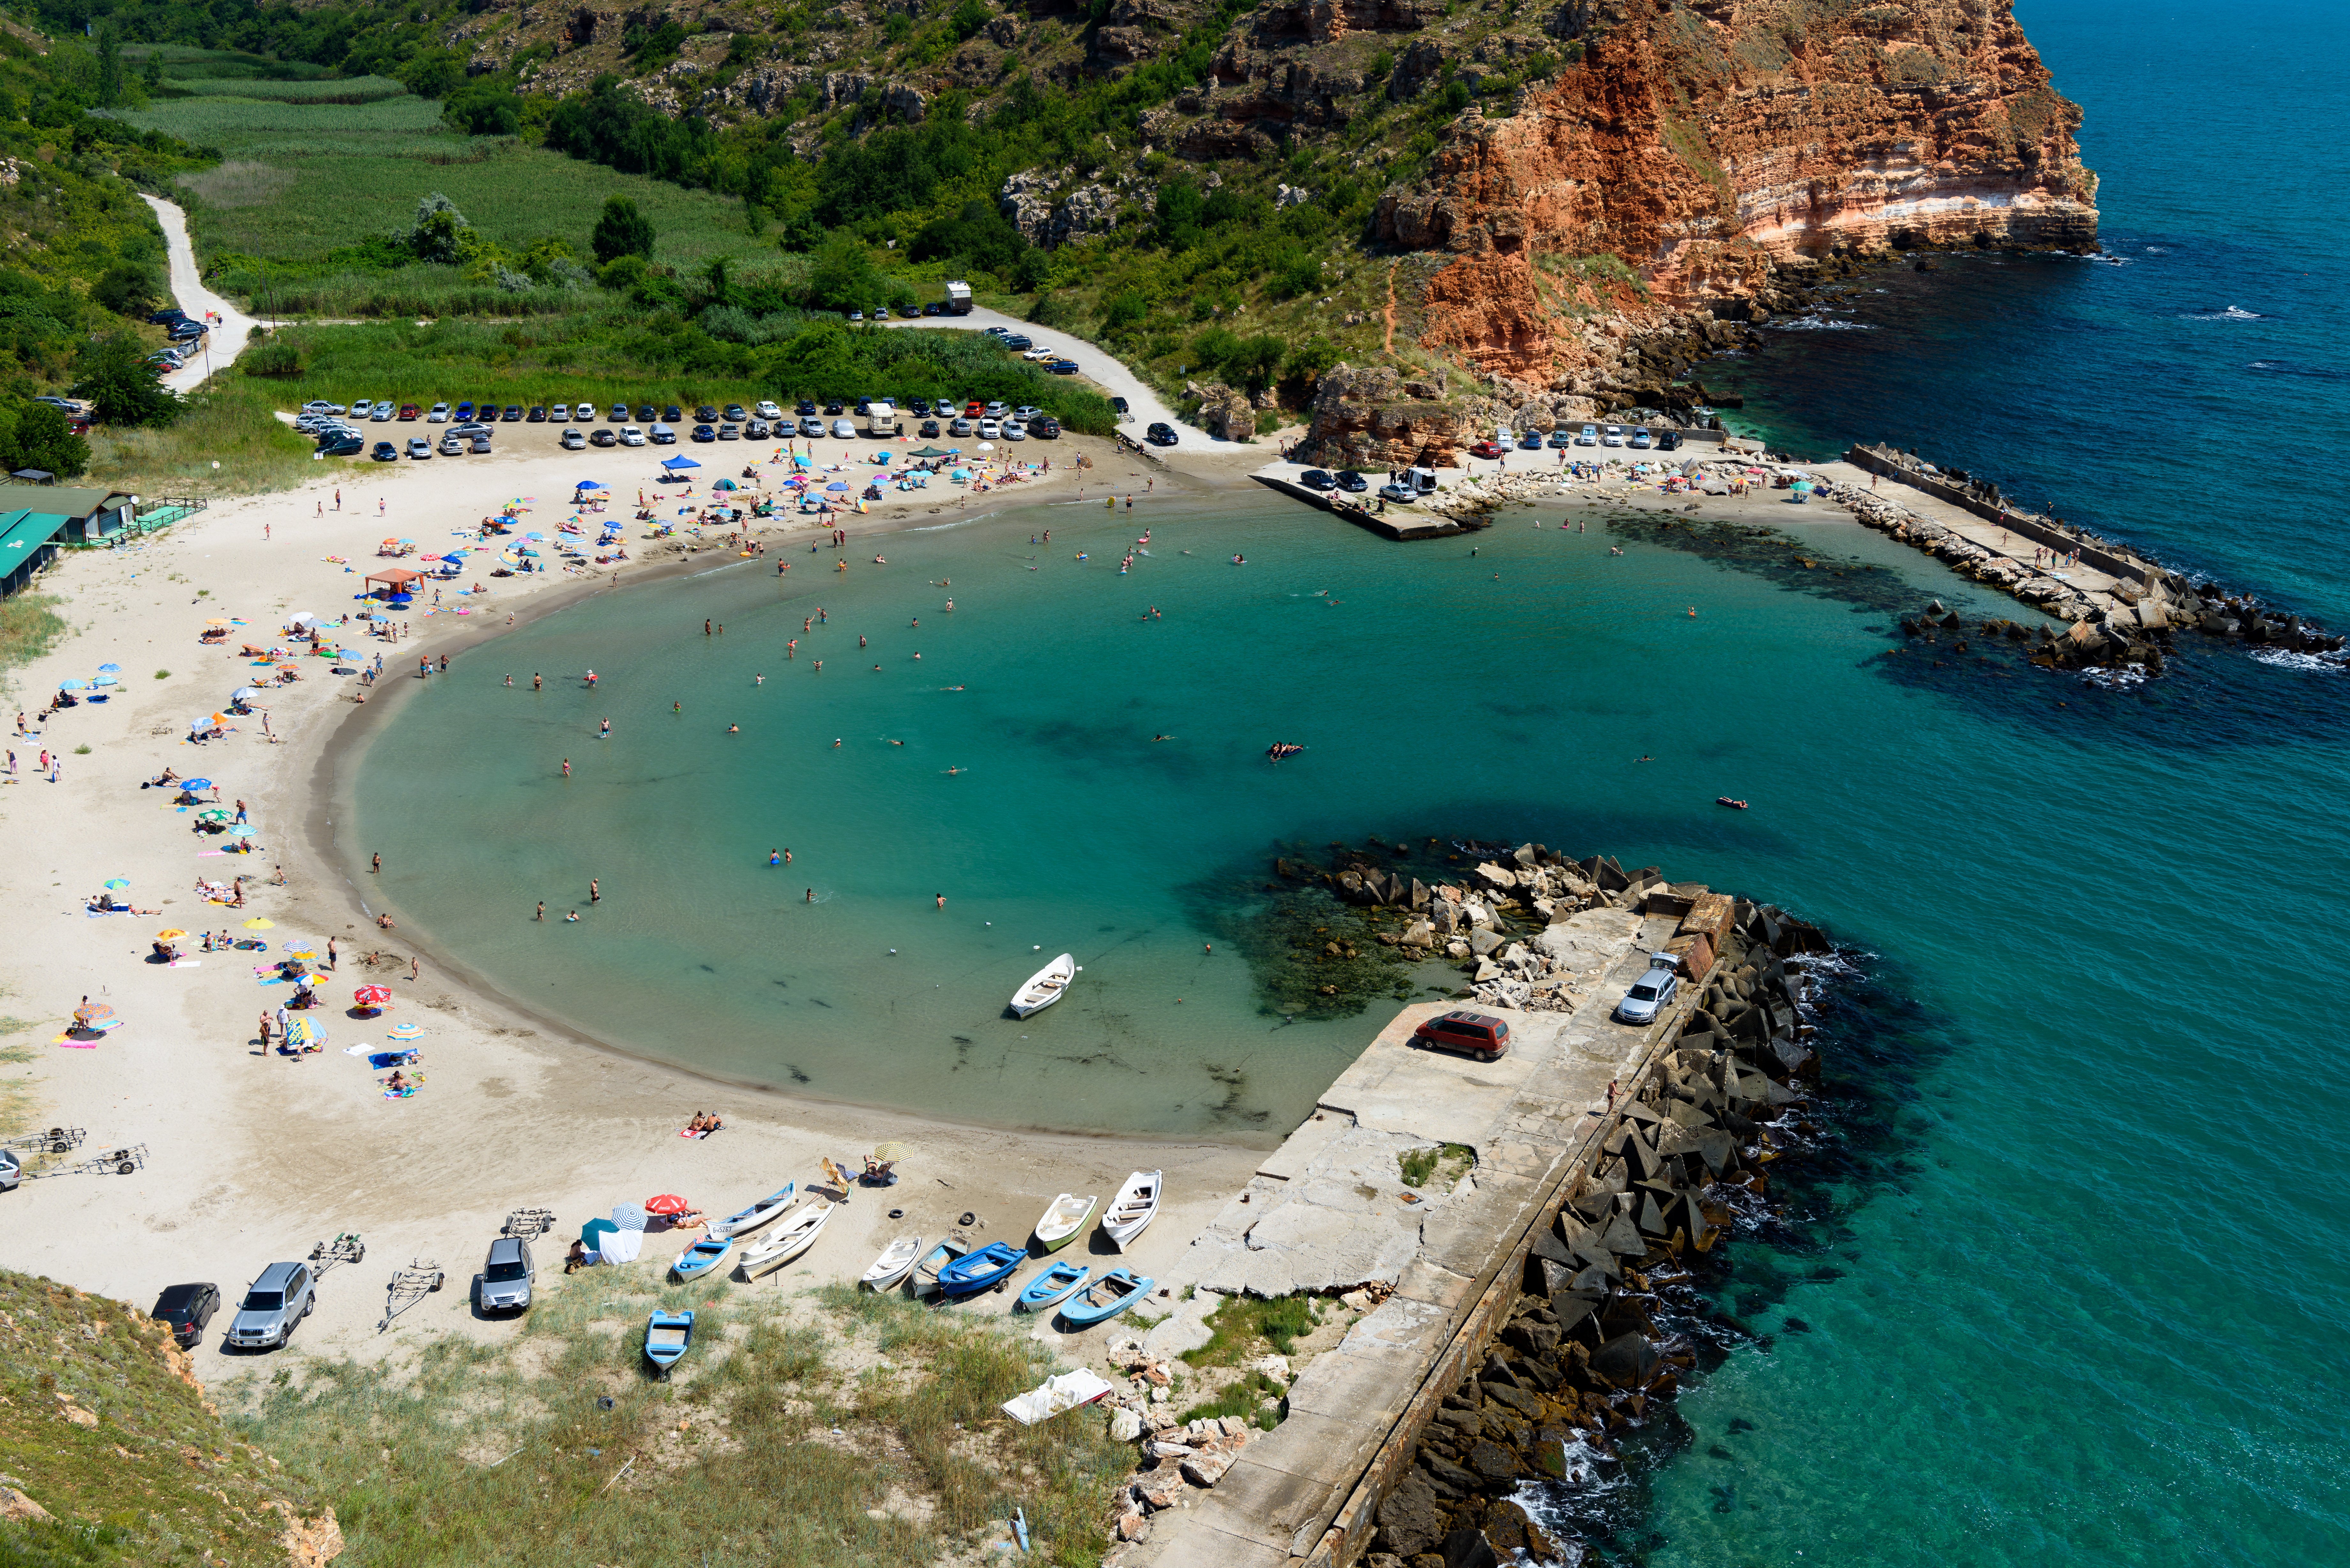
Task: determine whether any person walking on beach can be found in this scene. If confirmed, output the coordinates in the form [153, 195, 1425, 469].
[409, 956, 419, 982]
[536, 901, 546, 921]
[326, 938, 337, 971]
[599, 718, 610, 739]
[562, 758, 571, 777]
[590, 879, 600, 904]
[371, 852, 381, 875]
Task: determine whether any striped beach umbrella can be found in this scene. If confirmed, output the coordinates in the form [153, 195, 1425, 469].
[386, 1022, 423, 1040]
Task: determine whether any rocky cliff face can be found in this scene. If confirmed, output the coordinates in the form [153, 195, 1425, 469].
[1372, 0, 2097, 388]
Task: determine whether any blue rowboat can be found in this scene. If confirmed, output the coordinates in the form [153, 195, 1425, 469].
[1016, 1259, 1090, 1313]
[1058, 1268, 1152, 1328]
[937, 1241, 1025, 1299]
[671, 1233, 734, 1282]
[644, 1309, 694, 1374]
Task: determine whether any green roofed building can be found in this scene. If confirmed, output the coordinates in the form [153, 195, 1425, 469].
[0, 509, 73, 597]
[0, 483, 135, 544]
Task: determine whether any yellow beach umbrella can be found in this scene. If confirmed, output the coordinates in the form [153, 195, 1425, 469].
[243, 917, 274, 930]
[155, 928, 187, 941]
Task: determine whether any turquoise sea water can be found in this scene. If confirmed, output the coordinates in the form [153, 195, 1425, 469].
[352, 1, 2349, 1559]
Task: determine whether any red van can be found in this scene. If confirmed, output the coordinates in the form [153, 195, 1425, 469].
[1412, 1010, 1511, 1061]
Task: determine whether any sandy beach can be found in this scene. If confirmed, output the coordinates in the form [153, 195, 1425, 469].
[0, 424, 1289, 1383]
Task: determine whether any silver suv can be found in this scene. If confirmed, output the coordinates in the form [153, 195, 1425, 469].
[226, 1261, 315, 1349]
[477, 1237, 535, 1313]
[0, 1147, 19, 1191]
[1614, 955, 1681, 1026]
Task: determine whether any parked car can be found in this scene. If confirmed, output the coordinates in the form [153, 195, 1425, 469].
[300, 399, 344, 416]
[0, 1147, 16, 1191]
[468, 434, 492, 454]
[1377, 482, 1417, 503]
[439, 433, 466, 456]
[825, 399, 845, 416]
[949, 417, 974, 438]
[561, 428, 586, 450]
[800, 416, 825, 438]
[1518, 431, 1543, 450]
[983, 400, 1008, 418]
[1412, 1010, 1511, 1061]
[550, 403, 570, 422]
[922, 301, 943, 316]
[747, 417, 775, 439]
[688, 424, 714, 442]
[1110, 396, 1130, 418]
[608, 402, 628, 422]
[1002, 420, 1026, 441]
[1657, 430, 1683, 451]
[633, 404, 654, 422]
[1001, 335, 1033, 352]
[1024, 347, 1056, 362]
[978, 419, 1001, 439]
[918, 419, 941, 438]
[849, 310, 863, 322]
[717, 423, 740, 441]
[528, 406, 549, 423]
[1146, 422, 1178, 446]
[151, 1283, 221, 1348]
[1336, 470, 1369, 492]
[318, 433, 365, 457]
[1575, 424, 1598, 446]
[1467, 440, 1507, 460]
[664, 405, 683, 423]
[1299, 469, 1336, 491]
[722, 403, 747, 422]
[1046, 360, 1079, 375]
[455, 400, 476, 421]
[874, 305, 891, 320]
[907, 398, 932, 417]
[225, 1262, 314, 1350]
[963, 400, 983, 417]
[1615, 956, 1681, 1025]
[1547, 429, 1575, 449]
[754, 400, 782, 420]
[650, 423, 676, 445]
[590, 428, 617, 447]
[371, 401, 395, 421]
[1629, 426, 1653, 449]
[620, 425, 647, 447]
[427, 402, 450, 422]
[1032, 418, 1060, 440]
[1601, 424, 1626, 447]
[406, 437, 433, 460]
[394, 403, 419, 420]
[147, 307, 189, 326]
[476, 1237, 534, 1314]
[830, 418, 856, 439]
[450, 421, 490, 439]
[371, 441, 399, 461]
[169, 321, 206, 342]
[502, 404, 524, 422]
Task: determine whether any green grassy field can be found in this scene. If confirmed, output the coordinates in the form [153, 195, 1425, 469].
[164, 74, 410, 103]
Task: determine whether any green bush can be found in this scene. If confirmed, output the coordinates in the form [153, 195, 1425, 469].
[592, 195, 658, 265]
[71, 336, 182, 428]
[239, 335, 305, 377]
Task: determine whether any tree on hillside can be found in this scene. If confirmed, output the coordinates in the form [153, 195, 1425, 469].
[93, 263, 162, 318]
[591, 196, 656, 266]
[0, 402, 90, 479]
[405, 193, 483, 265]
[95, 24, 123, 108]
[69, 336, 181, 428]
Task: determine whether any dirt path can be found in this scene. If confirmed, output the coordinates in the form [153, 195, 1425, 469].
[139, 193, 262, 393]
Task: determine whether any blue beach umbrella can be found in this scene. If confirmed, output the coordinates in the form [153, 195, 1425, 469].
[825, 481, 849, 493]
[58, 678, 87, 690]
[662, 456, 700, 471]
[440, 552, 465, 564]
[387, 593, 414, 606]
[181, 777, 213, 789]
[576, 480, 606, 490]
[97, 662, 120, 673]
[525, 532, 545, 540]
[93, 674, 116, 685]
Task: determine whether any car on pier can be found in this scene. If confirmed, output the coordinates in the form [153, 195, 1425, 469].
[1412, 1010, 1511, 1061]
[1614, 955, 1681, 1026]
[1299, 470, 1336, 491]
[1336, 470, 1369, 492]
[1377, 482, 1417, 503]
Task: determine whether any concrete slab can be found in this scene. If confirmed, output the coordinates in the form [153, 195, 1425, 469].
[1236, 1409, 1382, 1489]
[1257, 1109, 1349, 1181]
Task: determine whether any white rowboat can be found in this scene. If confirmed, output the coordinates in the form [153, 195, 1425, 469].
[714, 1181, 796, 1239]
[860, 1234, 925, 1292]
[1010, 953, 1076, 1017]
[736, 1198, 832, 1278]
[1100, 1169, 1161, 1251]
[1034, 1192, 1097, 1253]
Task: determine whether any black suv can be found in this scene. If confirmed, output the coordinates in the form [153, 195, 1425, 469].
[1145, 422, 1177, 446]
[664, 405, 683, 423]
[151, 1282, 221, 1348]
[694, 405, 719, 422]
[796, 399, 817, 416]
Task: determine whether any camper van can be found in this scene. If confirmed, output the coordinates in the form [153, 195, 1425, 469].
[866, 402, 898, 437]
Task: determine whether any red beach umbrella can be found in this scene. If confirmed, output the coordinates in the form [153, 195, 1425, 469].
[353, 984, 392, 1009]
[645, 1194, 689, 1216]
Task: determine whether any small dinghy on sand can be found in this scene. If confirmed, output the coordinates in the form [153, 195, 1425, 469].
[1018, 1259, 1090, 1313]
[713, 1181, 795, 1239]
[736, 1198, 832, 1279]
[910, 1232, 969, 1299]
[1100, 1170, 1161, 1251]
[1033, 1192, 1097, 1253]
[644, 1309, 694, 1376]
[1058, 1268, 1151, 1328]
[1010, 953, 1075, 1018]
[860, 1234, 924, 1291]
[671, 1233, 734, 1282]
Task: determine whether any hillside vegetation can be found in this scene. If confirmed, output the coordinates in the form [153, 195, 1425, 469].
[0, 1267, 336, 1567]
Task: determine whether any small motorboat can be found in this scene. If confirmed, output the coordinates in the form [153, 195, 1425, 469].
[713, 1181, 795, 1239]
[1017, 1259, 1091, 1313]
[1034, 1193, 1097, 1253]
[1716, 797, 1749, 810]
[644, 1309, 694, 1375]
[909, 1231, 969, 1299]
[1058, 1268, 1152, 1328]
[937, 1241, 1026, 1299]
[671, 1233, 734, 1282]
[1010, 954, 1075, 1018]
[737, 1198, 832, 1279]
[860, 1234, 925, 1292]
[1101, 1170, 1162, 1251]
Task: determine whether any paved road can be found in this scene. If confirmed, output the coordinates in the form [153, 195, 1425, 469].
[140, 194, 261, 394]
[883, 305, 1206, 450]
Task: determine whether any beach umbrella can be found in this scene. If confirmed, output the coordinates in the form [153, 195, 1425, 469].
[576, 480, 606, 490]
[103, 878, 129, 889]
[825, 481, 849, 493]
[353, 984, 392, 1009]
[58, 678, 87, 690]
[871, 1141, 910, 1163]
[524, 531, 545, 540]
[286, 1017, 325, 1047]
[204, 618, 229, 628]
[387, 593, 413, 606]
[73, 1001, 115, 1025]
[155, 928, 186, 941]
[231, 688, 260, 702]
[227, 824, 259, 837]
[610, 1202, 647, 1233]
[439, 553, 465, 564]
[662, 456, 701, 471]
[243, 917, 274, 930]
[182, 778, 214, 789]
[387, 1021, 423, 1040]
[645, 1193, 689, 1216]
[581, 1217, 618, 1248]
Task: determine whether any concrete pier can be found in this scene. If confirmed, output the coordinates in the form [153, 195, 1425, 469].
[1121, 906, 1706, 1568]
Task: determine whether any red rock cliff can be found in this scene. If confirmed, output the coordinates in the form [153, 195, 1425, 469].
[1377, 0, 2098, 387]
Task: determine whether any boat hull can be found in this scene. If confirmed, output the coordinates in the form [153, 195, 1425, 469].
[1058, 1269, 1153, 1328]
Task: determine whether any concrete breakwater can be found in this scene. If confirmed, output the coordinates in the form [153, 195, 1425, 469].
[1109, 844, 1831, 1568]
[1834, 444, 2344, 665]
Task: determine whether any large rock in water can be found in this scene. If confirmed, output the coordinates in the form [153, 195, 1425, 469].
[1375, 1473, 1447, 1558]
